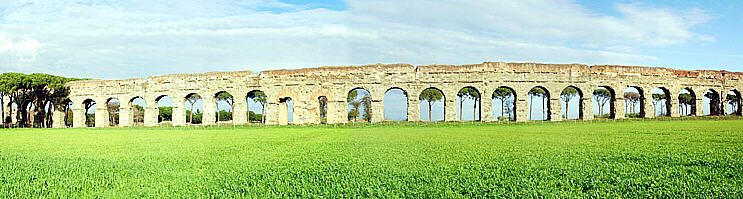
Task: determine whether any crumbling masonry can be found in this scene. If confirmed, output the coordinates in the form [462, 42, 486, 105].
[4, 62, 742, 128]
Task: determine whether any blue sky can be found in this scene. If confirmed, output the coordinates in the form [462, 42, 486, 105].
[4, 0, 741, 121]
[1, 0, 741, 80]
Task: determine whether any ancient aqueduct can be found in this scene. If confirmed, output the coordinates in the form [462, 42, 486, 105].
[5, 62, 742, 128]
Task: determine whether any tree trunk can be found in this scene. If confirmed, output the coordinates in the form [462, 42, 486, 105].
[529, 96, 533, 120]
[261, 104, 265, 124]
[428, 100, 432, 121]
[565, 100, 569, 119]
[189, 104, 194, 124]
[500, 99, 505, 121]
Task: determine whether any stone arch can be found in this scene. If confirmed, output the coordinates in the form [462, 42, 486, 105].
[278, 97, 294, 125]
[62, 99, 74, 127]
[593, 86, 616, 119]
[624, 86, 645, 118]
[347, 87, 372, 122]
[384, 87, 408, 121]
[317, 96, 328, 124]
[7, 101, 19, 125]
[492, 86, 517, 121]
[214, 91, 235, 123]
[726, 89, 742, 116]
[419, 87, 445, 121]
[310, 88, 334, 124]
[276, 88, 299, 125]
[155, 95, 173, 124]
[105, 97, 121, 127]
[82, 99, 97, 127]
[184, 93, 204, 125]
[651, 87, 672, 117]
[560, 86, 583, 120]
[528, 86, 551, 121]
[678, 88, 697, 116]
[128, 96, 146, 126]
[702, 89, 721, 116]
[247, 90, 268, 123]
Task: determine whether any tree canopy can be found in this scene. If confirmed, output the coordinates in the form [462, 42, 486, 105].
[593, 88, 612, 117]
[420, 88, 444, 121]
[0, 72, 84, 127]
[493, 87, 514, 121]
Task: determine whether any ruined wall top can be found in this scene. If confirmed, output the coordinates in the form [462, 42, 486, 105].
[66, 61, 743, 88]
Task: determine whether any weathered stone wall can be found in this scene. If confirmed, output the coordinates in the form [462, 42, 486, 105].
[54, 62, 743, 128]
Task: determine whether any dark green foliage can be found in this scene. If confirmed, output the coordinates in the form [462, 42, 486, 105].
[185, 110, 202, 124]
[217, 110, 232, 122]
[158, 107, 173, 122]
[247, 111, 263, 122]
[0, 72, 84, 127]
[85, 114, 94, 127]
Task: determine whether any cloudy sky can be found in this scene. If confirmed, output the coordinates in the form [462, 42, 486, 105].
[1, 0, 741, 80]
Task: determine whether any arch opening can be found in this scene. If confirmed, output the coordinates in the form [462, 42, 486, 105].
[83, 99, 96, 127]
[703, 89, 721, 116]
[279, 97, 293, 124]
[384, 88, 408, 121]
[624, 87, 644, 118]
[651, 88, 671, 117]
[456, 86, 481, 121]
[184, 93, 203, 125]
[678, 88, 697, 116]
[156, 95, 173, 124]
[560, 86, 583, 120]
[593, 86, 615, 119]
[726, 90, 741, 116]
[215, 91, 234, 123]
[44, 101, 54, 128]
[7, 102, 18, 126]
[492, 86, 516, 121]
[129, 97, 146, 126]
[318, 96, 328, 124]
[347, 88, 372, 122]
[62, 99, 74, 127]
[106, 98, 120, 127]
[17, 101, 33, 127]
[528, 86, 550, 121]
[1, 97, 3, 127]
[419, 87, 445, 121]
[247, 90, 267, 123]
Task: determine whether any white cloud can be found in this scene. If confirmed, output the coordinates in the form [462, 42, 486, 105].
[0, 34, 41, 68]
[0, 34, 41, 53]
[0, 0, 712, 79]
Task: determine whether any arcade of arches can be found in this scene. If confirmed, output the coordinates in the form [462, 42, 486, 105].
[3, 62, 742, 128]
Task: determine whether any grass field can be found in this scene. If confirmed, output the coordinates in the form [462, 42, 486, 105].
[1, 120, 742, 198]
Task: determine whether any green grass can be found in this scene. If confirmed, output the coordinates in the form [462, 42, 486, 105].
[1, 120, 742, 198]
